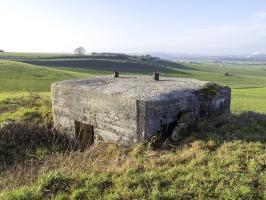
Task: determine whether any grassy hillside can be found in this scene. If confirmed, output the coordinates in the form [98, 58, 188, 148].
[16, 57, 189, 76]
[180, 62, 266, 89]
[22, 58, 179, 74]
[0, 112, 265, 199]
[0, 60, 88, 92]
[1, 53, 266, 113]
[0, 52, 72, 59]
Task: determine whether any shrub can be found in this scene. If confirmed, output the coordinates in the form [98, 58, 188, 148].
[38, 173, 73, 196]
[198, 83, 222, 98]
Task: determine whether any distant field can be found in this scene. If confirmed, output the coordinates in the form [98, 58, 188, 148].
[0, 52, 72, 59]
[1, 53, 266, 113]
[232, 88, 266, 113]
[177, 62, 266, 89]
[0, 59, 88, 92]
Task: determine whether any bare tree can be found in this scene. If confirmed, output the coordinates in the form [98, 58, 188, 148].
[74, 47, 86, 56]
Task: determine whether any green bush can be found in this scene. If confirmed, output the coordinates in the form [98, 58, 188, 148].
[38, 173, 73, 196]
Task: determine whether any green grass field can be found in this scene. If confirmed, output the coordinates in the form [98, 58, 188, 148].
[181, 62, 266, 88]
[0, 60, 88, 92]
[0, 53, 266, 199]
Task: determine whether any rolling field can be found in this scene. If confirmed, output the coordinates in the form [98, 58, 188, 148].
[1, 53, 266, 112]
[0, 60, 88, 92]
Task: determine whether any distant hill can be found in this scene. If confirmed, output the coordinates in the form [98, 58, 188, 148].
[0, 52, 190, 75]
[145, 52, 266, 62]
[0, 53, 194, 92]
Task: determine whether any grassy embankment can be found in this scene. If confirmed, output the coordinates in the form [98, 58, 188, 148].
[0, 112, 265, 199]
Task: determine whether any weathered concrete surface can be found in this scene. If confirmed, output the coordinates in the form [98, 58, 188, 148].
[51, 75, 231, 144]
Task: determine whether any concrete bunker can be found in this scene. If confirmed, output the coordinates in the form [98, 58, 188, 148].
[51, 75, 231, 145]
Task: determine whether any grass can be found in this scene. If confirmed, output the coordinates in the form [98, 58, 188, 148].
[173, 62, 266, 89]
[0, 93, 52, 125]
[19, 57, 185, 74]
[0, 112, 265, 199]
[0, 93, 265, 199]
[0, 52, 73, 59]
[232, 88, 266, 113]
[0, 60, 88, 92]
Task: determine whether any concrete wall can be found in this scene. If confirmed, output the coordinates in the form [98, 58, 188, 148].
[198, 87, 231, 118]
[138, 94, 198, 140]
[52, 86, 137, 144]
[136, 87, 231, 141]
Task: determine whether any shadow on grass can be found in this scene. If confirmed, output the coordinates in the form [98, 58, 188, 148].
[150, 111, 266, 150]
[0, 123, 82, 170]
[1, 111, 266, 170]
[193, 111, 266, 142]
[159, 60, 201, 71]
[18, 58, 192, 76]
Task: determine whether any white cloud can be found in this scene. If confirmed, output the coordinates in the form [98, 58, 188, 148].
[253, 12, 266, 22]
[161, 13, 266, 55]
[107, 13, 266, 55]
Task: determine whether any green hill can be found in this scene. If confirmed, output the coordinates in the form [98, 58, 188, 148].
[0, 52, 189, 74]
[0, 60, 88, 92]
[2, 53, 266, 113]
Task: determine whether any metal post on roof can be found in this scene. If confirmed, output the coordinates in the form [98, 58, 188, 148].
[113, 71, 119, 78]
[154, 72, 159, 81]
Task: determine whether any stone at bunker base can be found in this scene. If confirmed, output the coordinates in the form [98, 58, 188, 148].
[51, 75, 231, 146]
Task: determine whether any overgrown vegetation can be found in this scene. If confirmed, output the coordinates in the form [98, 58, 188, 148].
[0, 92, 52, 126]
[0, 122, 81, 168]
[196, 83, 225, 101]
[0, 112, 265, 199]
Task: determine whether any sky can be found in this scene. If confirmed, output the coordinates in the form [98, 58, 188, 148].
[1, 0, 266, 55]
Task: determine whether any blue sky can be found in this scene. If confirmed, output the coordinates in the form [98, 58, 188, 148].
[1, 0, 266, 54]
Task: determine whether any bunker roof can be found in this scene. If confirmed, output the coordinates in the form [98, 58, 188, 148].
[52, 75, 207, 101]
